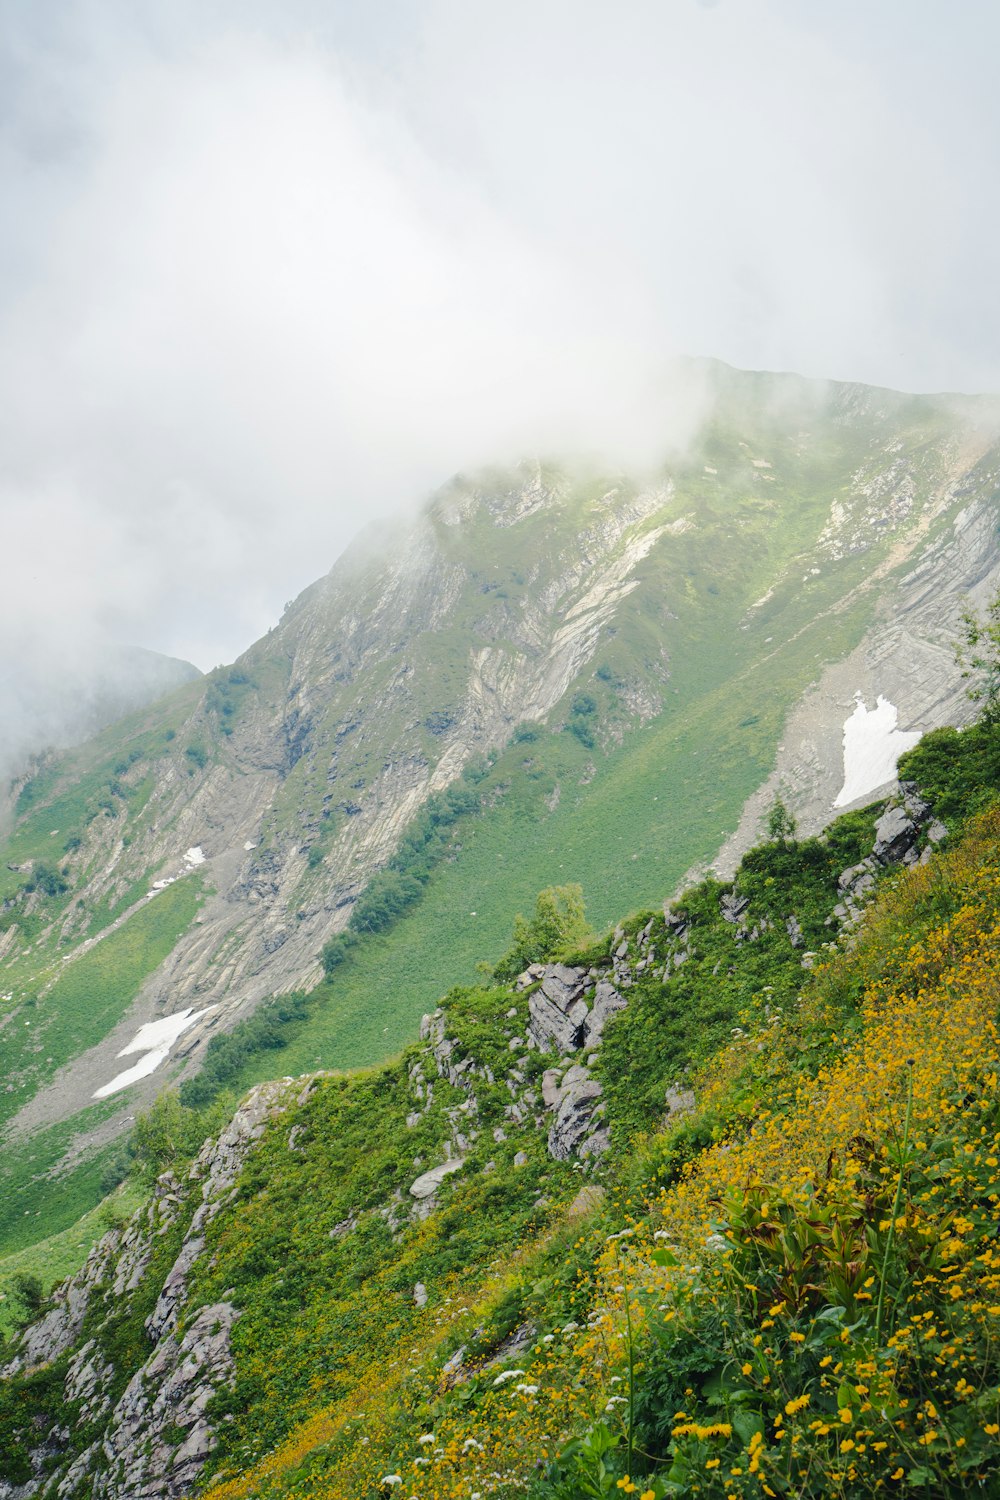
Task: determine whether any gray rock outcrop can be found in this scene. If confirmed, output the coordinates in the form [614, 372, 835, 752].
[523, 966, 626, 1055]
[409, 1157, 466, 1200]
[0, 1080, 296, 1500]
[94, 1302, 240, 1500]
[546, 1065, 608, 1161]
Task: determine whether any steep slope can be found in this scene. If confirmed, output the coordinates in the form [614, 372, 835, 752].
[1, 718, 997, 1498]
[3, 363, 1000, 1259]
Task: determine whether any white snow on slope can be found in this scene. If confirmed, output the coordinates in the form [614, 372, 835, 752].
[93, 1006, 213, 1099]
[834, 693, 922, 808]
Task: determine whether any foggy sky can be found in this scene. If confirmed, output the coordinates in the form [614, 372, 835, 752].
[1, 0, 999, 672]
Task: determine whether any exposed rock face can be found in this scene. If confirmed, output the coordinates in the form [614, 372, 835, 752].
[9, 379, 1000, 1157]
[9, 468, 682, 1139]
[872, 804, 921, 865]
[93, 1302, 240, 1500]
[523, 966, 626, 1055]
[0, 780, 949, 1499]
[547, 1065, 607, 1161]
[0, 1081, 296, 1500]
[714, 491, 1000, 880]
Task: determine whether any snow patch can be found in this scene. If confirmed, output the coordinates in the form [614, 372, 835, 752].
[93, 1006, 214, 1099]
[834, 694, 922, 808]
[184, 846, 206, 866]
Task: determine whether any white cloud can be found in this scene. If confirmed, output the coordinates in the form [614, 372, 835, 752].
[0, 1, 997, 674]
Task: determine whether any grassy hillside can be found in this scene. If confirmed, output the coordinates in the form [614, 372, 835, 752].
[187, 723, 1000, 1499]
[4, 715, 999, 1497]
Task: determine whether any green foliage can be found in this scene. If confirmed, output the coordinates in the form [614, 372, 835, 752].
[0, 1356, 75, 1485]
[183, 1054, 579, 1473]
[898, 718, 1000, 822]
[596, 807, 878, 1143]
[0, 875, 203, 1138]
[955, 589, 1000, 721]
[179, 994, 312, 1111]
[9, 1272, 43, 1319]
[0, 1180, 145, 1341]
[545, 1423, 627, 1498]
[320, 779, 484, 971]
[491, 883, 593, 982]
[205, 667, 257, 735]
[185, 743, 208, 770]
[765, 794, 797, 842]
[20, 861, 68, 898]
[128, 1090, 234, 1183]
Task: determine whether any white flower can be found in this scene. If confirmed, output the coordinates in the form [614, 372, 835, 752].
[380, 1478, 402, 1488]
[515, 1383, 539, 1395]
[492, 1369, 521, 1386]
[462, 1438, 483, 1453]
[542, 1334, 555, 1344]
[653, 1229, 671, 1241]
[560, 1321, 580, 1333]
[417, 1434, 435, 1445]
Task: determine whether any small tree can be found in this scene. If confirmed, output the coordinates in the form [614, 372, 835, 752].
[490, 883, 593, 982]
[766, 796, 797, 843]
[956, 592, 1000, 724]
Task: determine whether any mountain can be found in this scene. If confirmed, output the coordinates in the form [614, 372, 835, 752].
[2, 361, 1000, 1265]
[1, 711, 999, 1498]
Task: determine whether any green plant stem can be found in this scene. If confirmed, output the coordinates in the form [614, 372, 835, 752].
[874, 1066, 914, 1345]
[619, 1247, 636, 1484]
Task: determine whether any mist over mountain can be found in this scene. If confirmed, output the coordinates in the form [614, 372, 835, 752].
[0, 634, 200, 799]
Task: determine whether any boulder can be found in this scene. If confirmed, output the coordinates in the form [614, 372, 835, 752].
[525, 966, 627, 1055]
[584, 980, 628, 1047]
[665, 1084, 696, 1121]
[546, 1066, 606, 1161]
[837, 859, 876, 894]
[409, 1157, 466, 1201]
[719, 892, 750, 924]
[526, 965, 590, 1053]
[872, 804, 920, 865]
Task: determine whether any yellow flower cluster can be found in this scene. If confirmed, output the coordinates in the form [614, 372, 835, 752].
[203, 808, 1000, 1498]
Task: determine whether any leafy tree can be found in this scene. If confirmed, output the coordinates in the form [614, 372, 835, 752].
[956, 591, 1000, 723]
[129, 1090, 231, 1179]
[491, 883, 593, 982]
[11, 1273, 44, 1318]
[766, 796, 797, 843]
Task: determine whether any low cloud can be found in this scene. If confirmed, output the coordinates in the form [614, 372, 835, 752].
[0, 1, 997, 678]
